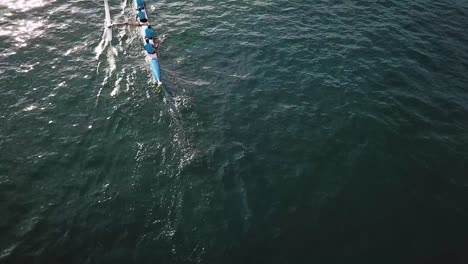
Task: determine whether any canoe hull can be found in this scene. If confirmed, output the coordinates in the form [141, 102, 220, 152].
[134, 0, 162, 85]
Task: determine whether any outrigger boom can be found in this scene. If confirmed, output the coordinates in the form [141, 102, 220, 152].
[109, 22, 145, 27]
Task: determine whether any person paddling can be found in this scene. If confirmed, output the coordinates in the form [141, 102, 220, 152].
[145, 25, 157, 41]
[144, 38, 159, 57]
[136, 8, 148, 23]
[136, 0, 145, 10]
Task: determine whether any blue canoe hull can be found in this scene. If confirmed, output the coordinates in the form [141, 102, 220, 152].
[150, 59, 161, 84]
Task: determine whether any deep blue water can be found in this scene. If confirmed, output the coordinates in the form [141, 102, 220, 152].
[1, 0, 468, 263]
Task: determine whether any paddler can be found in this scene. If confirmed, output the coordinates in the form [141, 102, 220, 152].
[144, 38, 159, 57]
[145, 25, 157, 42]
[136, 8, 148, 23]
[136, 0, 145, 10]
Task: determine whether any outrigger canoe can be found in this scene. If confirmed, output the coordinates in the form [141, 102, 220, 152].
[133, 0, 162, 87]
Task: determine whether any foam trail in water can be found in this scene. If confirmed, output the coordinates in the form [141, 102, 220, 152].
[96, 36, 117, 102]
[111, 68, 124, 97]
[95, 28, 108, 64]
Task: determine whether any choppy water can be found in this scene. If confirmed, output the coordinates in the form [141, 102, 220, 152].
[1, 0, 468, 263]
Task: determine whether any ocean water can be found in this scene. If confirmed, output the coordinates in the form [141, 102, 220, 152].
[1, 0, 468, 263]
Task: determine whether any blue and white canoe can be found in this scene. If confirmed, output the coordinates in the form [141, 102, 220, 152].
[134, 0, 162, 87]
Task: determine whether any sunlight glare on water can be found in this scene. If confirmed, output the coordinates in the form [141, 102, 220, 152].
[0, 0, 54, 11]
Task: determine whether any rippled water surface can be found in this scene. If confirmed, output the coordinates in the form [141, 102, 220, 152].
[1, 0, 468, 263]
